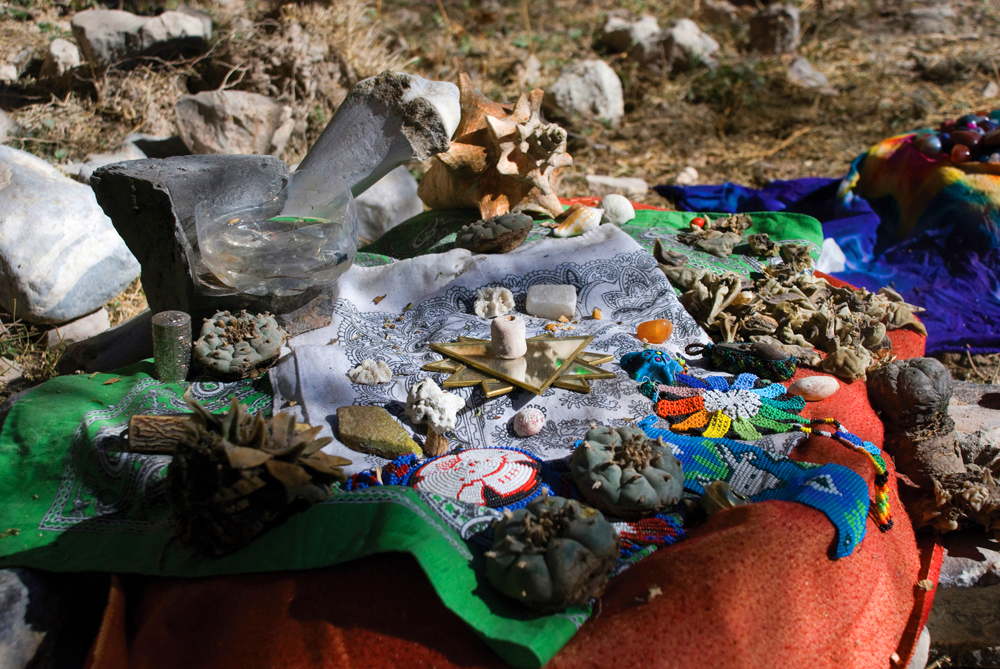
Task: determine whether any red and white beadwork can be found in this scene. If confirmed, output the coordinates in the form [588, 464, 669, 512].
[411, 448, 544, 508]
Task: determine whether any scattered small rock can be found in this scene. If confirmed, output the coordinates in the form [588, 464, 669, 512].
[354, 166, 423, 244]
[44, 308, 112, 348]
[787, 57, 836, 95]
[787, 376, 839, 401]
[513, 407, 545, 437]
[698, 0, 738, 26]
[654, 19, 720, 73]
[71, 8, 211, 67]
[543, 59, 625, 127]
[598, 13, 660, 53]
[984, 81, 999, 100]
[675, 166, 699, 186]
[0, 146, 140, 324]
[175, 90, 294, 156]
[598, 194, 635, 226]
[904, 5, 956, 34]
[748, 5, 800, 54]
[585, 174, 649, 198]
[337, 405, 421, 459]
[39, 38, 80, 82]
[0, 64, 17, 82]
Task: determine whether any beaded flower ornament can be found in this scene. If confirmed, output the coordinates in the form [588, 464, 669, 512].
[640, 371, 805, 440]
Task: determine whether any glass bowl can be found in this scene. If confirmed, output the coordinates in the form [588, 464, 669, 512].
[194, 172, 358, 297]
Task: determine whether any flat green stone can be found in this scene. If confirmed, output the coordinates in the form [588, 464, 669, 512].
[337, 405, 421, 459]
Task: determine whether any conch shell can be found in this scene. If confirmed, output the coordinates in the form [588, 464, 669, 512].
[553, 206, 602, 238]
[418, 73, 573, 219]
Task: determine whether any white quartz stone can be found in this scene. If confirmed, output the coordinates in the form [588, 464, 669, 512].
[599, 194, 635, 226]
[525, 284, 577, 321]
[787, 376, 839, 401]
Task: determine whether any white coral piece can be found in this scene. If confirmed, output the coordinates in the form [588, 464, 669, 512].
[348, 359, 392, 385]
[474, 286, 515, 319]
[405, 378, 466, 434]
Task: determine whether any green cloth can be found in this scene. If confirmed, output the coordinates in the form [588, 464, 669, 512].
[0, 207, 823, 669]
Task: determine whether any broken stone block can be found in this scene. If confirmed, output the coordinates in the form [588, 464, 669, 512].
[0, 146, 140, 324]
[295, 71, 460, 198]
[71, 8, 210, 67]
[749, 5, 800, 54]
[176, 90, 294, 156]
[90, 155, 336, 333]
[543, 60, 625, 127]
[337, 405, 421, 459]
[526, 284, 577, 321]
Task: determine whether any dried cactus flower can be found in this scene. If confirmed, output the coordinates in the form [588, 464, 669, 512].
[166, 392, 350, 556]
[193, 310, 287, 380]
[456, 213, 534, 254]
[676, 228, 743, 258]
[571, 425, 684, 519]
[779, 243, 814, 273]
[747, 233, 779, 257]
[485, 494, 619, 612]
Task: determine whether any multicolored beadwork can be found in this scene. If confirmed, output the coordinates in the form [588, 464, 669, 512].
[685, 341, 797, 381]
[620, 349, 687, 384]
[614, 513, 686, 558]
[647, 372, 805, 440]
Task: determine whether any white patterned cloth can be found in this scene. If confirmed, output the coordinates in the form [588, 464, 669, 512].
[272, 225, 728, 475]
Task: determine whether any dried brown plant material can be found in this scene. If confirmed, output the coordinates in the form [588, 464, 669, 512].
[103, 377, 122, 385]
[424, 425, 450, 457]
[373, 294, 387, 305]
[544, 323, 558, 332]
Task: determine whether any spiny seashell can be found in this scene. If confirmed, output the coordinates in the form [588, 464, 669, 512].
[418, 73, 573, 219]
[553, 206, 603, 238]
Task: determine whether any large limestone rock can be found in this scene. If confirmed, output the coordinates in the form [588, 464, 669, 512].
[0, 146, 139, 324]
[354, 165, 424, 244]
[71, 8, 211, 67]
[543, 59, 625, 126]
[175, 90, 294, 156]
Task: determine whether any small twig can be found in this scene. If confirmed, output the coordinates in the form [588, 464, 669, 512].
[746, 126, 814, 165]
[966, 345, 986, 380]
[990, 358, 1000, 385]
[521, 0, 533, 52]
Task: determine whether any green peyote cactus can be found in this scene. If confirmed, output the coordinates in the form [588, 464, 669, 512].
[193, 310, 287, 380]
[571, 425, 684, 519]
[485, 494, 619, 612]
[455, 212, 534, 254]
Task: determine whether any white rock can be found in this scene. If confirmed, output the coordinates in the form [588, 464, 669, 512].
[599, 14, 661, 53]
[699, 0, 738, 25]
[474, 286, 514, 319]
[0, 146, 140, 324]
[909, 626, 930, 669]
[0, 110, 18, 143]
[660, 19, 720, 70]
[815, 237, 847, 274]
[939, 542, 1000, 588]
[176, 90, 294, 156]
[675, 166, 699, 186]
[787, 376, 839, 401]
[585, 174, 648, 199]
[39, 38, 81, 80]
[788, 58, 836, 95]
[0, 358, 23, 387]
[0, 64, 18, 82]
[543, 60, 625, 126]
[525, 284, 576, 321]
[139, 10, 211, 52]
[985, 81, 999, 100]
[348, 359, 392, 385]
[71, 10, 150, 66]
[513, 407, 545, 437]
[354, 166, 424, 244]
[405, 378, 465, 434]
[44, 307, 111, 348]
[599, 194, 635, 226]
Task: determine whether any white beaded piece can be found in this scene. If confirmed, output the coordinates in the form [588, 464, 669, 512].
[702, 388, 762, 420]
[411, 448, 542, 507]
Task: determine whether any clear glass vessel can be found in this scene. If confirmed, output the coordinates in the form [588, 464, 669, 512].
[195, 171, 358, 297]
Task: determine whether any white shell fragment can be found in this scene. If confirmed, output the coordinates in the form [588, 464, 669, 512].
[553, 206, 602, 238]
[513, 408, 545, 437]
[405, 378, 466, 434]
[598, 194, 635, 226]
[787, 376, 839, 401]
[474, 286, 515, 319]
[348, 359, 392, 385]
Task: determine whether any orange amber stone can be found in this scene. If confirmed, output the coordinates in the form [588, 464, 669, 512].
[636, 319, 673, 344]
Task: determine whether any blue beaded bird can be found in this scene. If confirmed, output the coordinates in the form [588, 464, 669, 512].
[620, 349, 687, 384]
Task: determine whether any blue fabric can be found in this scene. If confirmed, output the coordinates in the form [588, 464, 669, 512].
[656, 179, 1000, 354]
